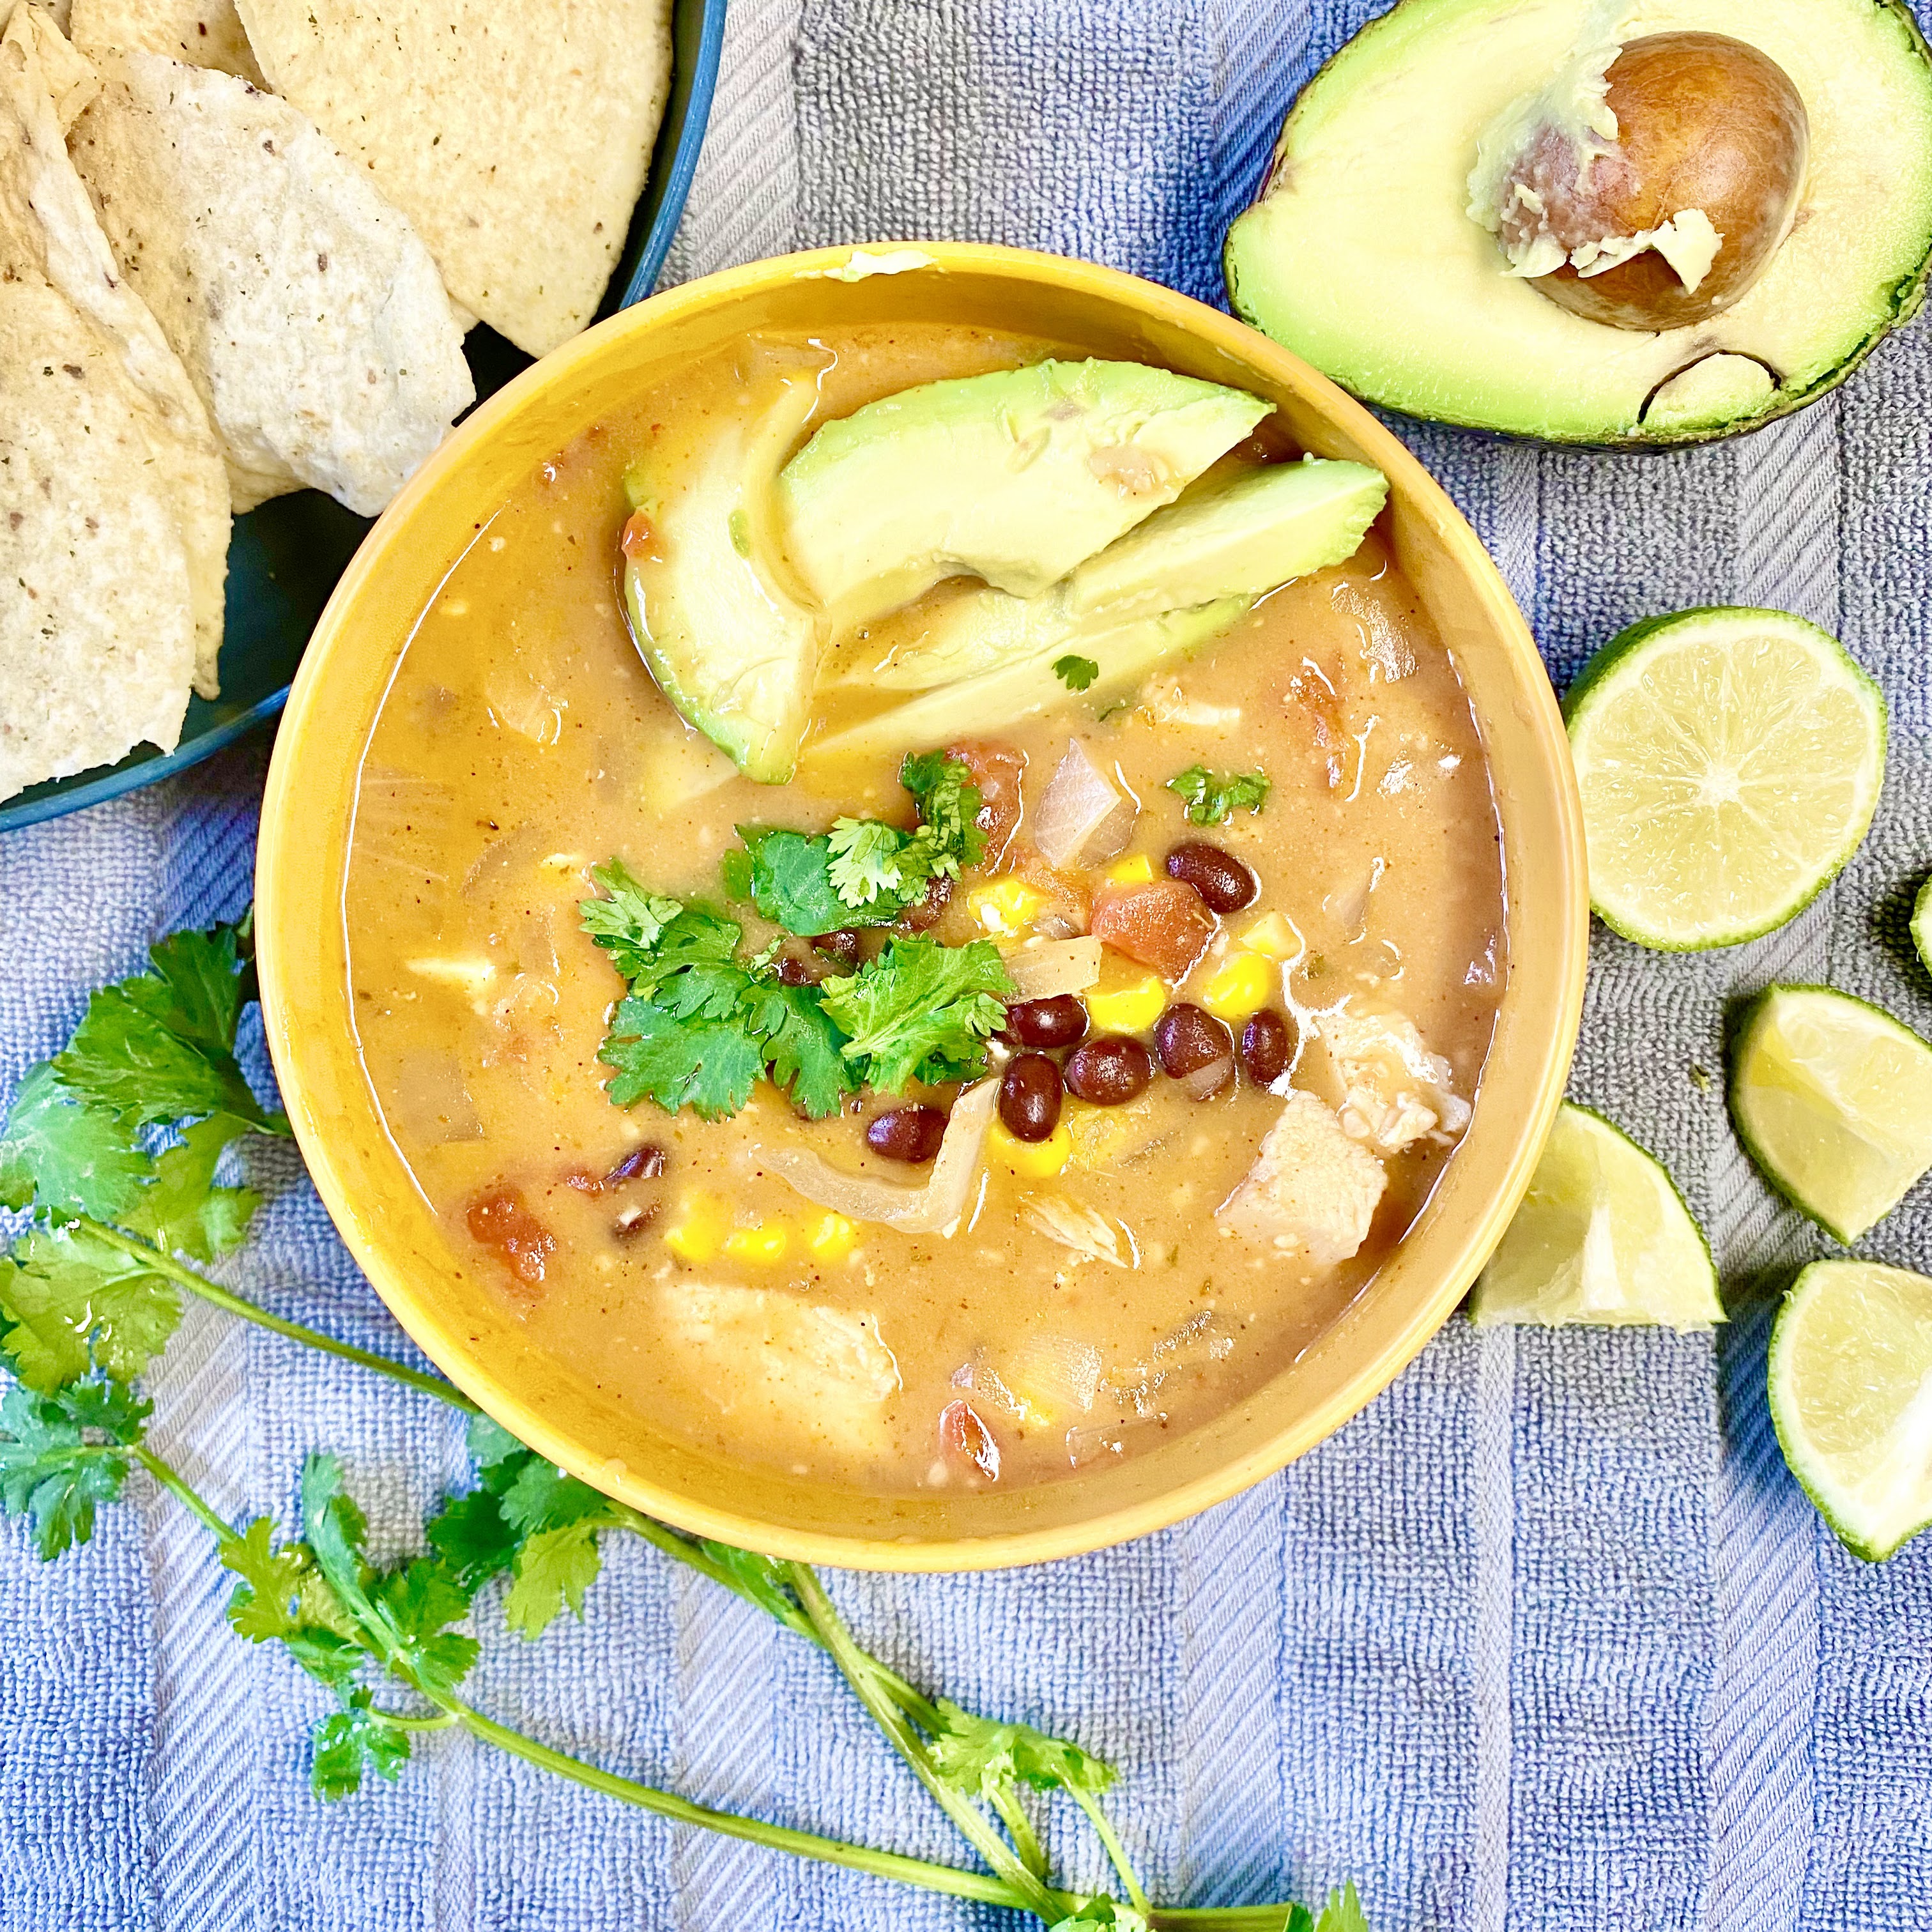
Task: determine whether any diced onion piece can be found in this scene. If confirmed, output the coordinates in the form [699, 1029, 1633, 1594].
[1176, 1055, 1234, 1101]
[1004, 937, 1104, 1000]
[765, 1080, 997, 1232]
[1033, 741, 1138, 868]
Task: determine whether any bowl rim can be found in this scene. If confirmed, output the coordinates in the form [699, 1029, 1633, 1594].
[257, 240, 1588, 1572]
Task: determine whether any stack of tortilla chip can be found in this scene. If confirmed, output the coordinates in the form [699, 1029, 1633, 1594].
[0, 0, 671, 802]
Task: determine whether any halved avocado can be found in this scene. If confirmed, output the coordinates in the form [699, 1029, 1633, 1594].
[835, 456, 1387, 692]
[777, 359, 1271, 627]
[622, 353, 829, 783]
[1223, 0, 1932, 445]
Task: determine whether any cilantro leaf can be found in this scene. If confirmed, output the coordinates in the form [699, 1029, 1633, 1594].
[121, 1116, 260, 1262]
[0, 1377, 149, 1558]
[1314, 1883, 1369, 1932]
[827, 818, 915, 907]
[735, 826, 898, 936]
[578, 860, 686, 982]
[372, 1557, 479, 1697]
[1048, 1907, 1147, 1932]
[0, 1226, 181, 1392]
[503, 1522, 605, 1636]
[817, 939, 1013, 1092]
[0, 1062, 151, 1220]
[466, 1412, 528, 1482]
[1052, 654, 1100, 693]
[599, 997, 766, 1120]
[1163, 764, 1271, 827]
[926, 1699, 1116, 1800]
[425, 1486, 523, 1588]
[53, 921, 283, 1135]
[220, 1516, 366, 1686]
[312, 1689, 411, 1799]
[898, 754, 986, 870]
[740, 982, 855, 1121]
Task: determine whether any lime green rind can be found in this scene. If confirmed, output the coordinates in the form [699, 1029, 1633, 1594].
[1469, 1100, 1722, 1330]
[1729, 983, 1932, 1246]
[1222, 0, 1932, 450]
[1769, 1259, 1932, 1561]
[1564, 608, 1888, 951]
[1912, 876, 1932, 977]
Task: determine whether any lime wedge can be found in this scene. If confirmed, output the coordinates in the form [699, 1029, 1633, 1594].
[1470, 1102, 1721, 1330]
[1730, 985, 1932, 1245]
[1913, 877, 1932, 977]
[1565, 607, 1886, 949]
[1770, 1259, 1932, 1560]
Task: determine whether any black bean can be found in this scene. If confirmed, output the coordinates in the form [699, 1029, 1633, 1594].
[776, 954, 818, 986]
[1153, 1002, 1233, 1078]
[866, 1104, 947, 1163]
[1241, 1009, 1292, 1086]
[1165, 841, 1259, 915]
[1002, 994, 1089, 1050]
[999, 1054, 1064, 1142]
[606, 1143, 666, 1184]
[813, 928, 862, 967]
[897, 875, 953, 931]
[1064, 1036, 1153, 1107]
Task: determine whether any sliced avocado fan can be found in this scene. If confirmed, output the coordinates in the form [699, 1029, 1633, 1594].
[1222, 0, 1932, 445]
[622, 350, 829, 784]
[812, 456, 1387, 758]
[777, 358, 1271, 628]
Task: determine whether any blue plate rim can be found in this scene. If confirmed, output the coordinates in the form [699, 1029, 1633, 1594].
[0, 0, 726, 838]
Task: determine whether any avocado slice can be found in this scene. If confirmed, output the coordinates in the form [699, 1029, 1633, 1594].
[778, 358, 1271, 627]
[812, 600, 1251, 763]
[835, 456, 1387, 693]
[622, 354, 829, 783]
[1223, 0, 1932, 445]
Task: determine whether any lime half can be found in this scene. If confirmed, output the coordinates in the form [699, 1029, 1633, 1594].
[1770, 1259, 1932, 1561]
[1731, 985, 1932, 1245]
[1913, 877, 1932, 977]
[1470, 1102, 1721, 1330]
[1565, 607, 1886, 949]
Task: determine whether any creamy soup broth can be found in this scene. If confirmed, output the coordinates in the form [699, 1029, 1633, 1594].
[343, 323, 1506, 1495]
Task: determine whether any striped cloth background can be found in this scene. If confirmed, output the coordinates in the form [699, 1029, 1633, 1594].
[5, 1, 1932, 1926]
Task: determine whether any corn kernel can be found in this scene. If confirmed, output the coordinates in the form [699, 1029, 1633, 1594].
[988, 1119, 1073, 1177]
[664, 1192, 732, 1262]
[723, 1221, 789, 1264]
[966, 877, 1048, 937]
[1239, 911, 1299, 960]
[1085, 974, 1166, 1032]
[1104, 854, 1154, 885]
[1198, 951, 1277, 1022]
[804, 1211, 857, 1261]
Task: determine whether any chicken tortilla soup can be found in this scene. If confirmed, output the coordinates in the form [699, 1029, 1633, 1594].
[343, 323, 1506, 1496]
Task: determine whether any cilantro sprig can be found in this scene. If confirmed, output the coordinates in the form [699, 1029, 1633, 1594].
[724, 753, 986, 937]
[0, 910, 1370, 1932]
[818, 937, 1011, 1090]
[1053, 654, 1100, 693]
[1164, 763, 1273, 826]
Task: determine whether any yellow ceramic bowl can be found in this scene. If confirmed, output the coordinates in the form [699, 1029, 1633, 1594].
[257, 242, 1587, 1571]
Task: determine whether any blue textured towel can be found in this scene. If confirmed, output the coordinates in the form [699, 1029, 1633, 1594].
[7, 1, 1932, 1926]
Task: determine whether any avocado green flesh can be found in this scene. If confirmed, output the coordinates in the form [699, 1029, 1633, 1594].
[624, 361, 827, 784]
[1223, 0, 1932, 445]
[834, 457, 1388, 693]
[777, 358, 1271, 627]
[812, 601, 1250, 763]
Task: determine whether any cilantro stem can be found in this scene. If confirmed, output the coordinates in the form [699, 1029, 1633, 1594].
[785, 1561, 1067, 1926]
[133, 1441, 236, 1544]
[372, 1709, 461, 1733]
[75, 1218, 478, 1414]
[989, 1782, 1049, 1880]
[1071, 1782, 1152, 1916]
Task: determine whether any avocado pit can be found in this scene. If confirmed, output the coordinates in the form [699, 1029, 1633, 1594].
[1480, 31, 1809, 332]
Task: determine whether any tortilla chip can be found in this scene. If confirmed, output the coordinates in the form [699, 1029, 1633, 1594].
[71, 52, 473, 516]
[69, 0, 263, 87]
[233, 0, 673, 356]
[0, 6, 227, 692]
[4, 2, 98, 126]
[0, 278, 197, 798]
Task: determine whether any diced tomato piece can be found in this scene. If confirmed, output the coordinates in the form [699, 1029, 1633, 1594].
[466, 1185, 556, 1287]
[1091, 878, 1216, 981]
[619, 510, 658, 561]
[939, 1398, 1001, 1480]
[947, 739, 1026, 867]
[1008, 840, 1091, 933]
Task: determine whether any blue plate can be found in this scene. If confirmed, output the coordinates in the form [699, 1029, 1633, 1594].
[0, 0, 726, 834]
